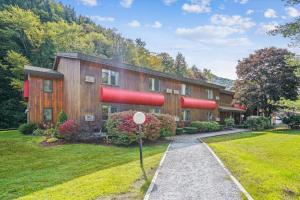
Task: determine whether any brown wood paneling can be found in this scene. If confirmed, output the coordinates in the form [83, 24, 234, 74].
[220, 93, 233, 107]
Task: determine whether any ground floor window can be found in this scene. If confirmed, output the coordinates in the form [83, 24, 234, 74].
[43, 108, 52, 122]
[149, 107, 161, 114]
[182, 110, 191, 121]
[102, 105, 118, 120]
[207, 111, 213, 121]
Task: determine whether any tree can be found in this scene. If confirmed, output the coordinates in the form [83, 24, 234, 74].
[234, 47, 299, 117]
[174, 52, 188, 77]
[158, 52, 174, 73]
[202, 68, 214, 81]
[188, 65, 206, 80]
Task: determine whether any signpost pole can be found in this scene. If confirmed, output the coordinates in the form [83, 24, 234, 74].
[138, 124, 143, 167]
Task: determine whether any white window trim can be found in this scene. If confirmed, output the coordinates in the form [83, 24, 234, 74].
[149, 78, 160, 92]
[207, 89, 213, 99]
[182, 110, 190, 121]
[102, 69, 119, 86]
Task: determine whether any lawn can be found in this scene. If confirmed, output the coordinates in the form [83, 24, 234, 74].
[0, 130, 168, 200]
[203, 129, 300, 200]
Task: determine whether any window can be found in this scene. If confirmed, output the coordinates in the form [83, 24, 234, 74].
[207, 112, 213, 121]
[43, 108, 52, 121]
[102, 69, 119, 86]
[102, 105, 118, 120]
[149, 108, 161, 114]
[182, 110, 191, 121]
[149, 78, 160, 92]
[43, 80, 53, 92]
[181, 84, 191, 96]
[207, 89, 213, 99]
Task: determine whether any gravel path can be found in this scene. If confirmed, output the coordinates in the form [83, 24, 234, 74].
[145, 129, 248, 200]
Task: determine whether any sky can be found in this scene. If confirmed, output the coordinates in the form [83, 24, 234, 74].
[59, 0, 300, 79]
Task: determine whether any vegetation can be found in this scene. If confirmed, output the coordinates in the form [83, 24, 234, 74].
[183, 127, 199, 134]
[234, 47, 299, 117]
[18, 123, 37, 135]
[176, 128, 184, 135]
[58, 119, 80, 140]
[244, 116, 272, 131]
[203, 129, 300, 200]
[0, 130, 168, 199]
[56, 110, 68, 128]
[155, 114, 176, 137]
[224, 118, 235, 128]
[190, 121, 222, 132]
[283, 115, 300, 129]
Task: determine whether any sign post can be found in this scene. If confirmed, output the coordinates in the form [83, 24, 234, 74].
[133, 112, 146, 167]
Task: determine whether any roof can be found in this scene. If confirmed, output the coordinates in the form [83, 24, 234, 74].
[24, 65, 63, 79]
[220, 89, 234, 95]
[54, 52, 226, 90]
[219, 106, 246, 112]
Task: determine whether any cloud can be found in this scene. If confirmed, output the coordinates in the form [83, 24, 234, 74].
[128, 20, 140, 28]
[256, 22, 278, 34]
[79, 0, 97, 6]
[89, 16, 115, 22]
[246, 9, 254, 15]
[162, 0, 177, 6]
[285, 7, 300, 18]
[151, 21, 162, 28]
[211, 14, 256, 30]
[120, 0, 134, 8]
[234, 0, 248, 4]
[264, 8, 277, 18]
[182, 0, 211, 14]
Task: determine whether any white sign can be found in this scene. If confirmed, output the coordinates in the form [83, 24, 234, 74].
[133, 112, 146, 125]
[166, 88, 172, 94]
[215, 96, 220, 100]
[173, 90, 180, 95]
[85, 75, 95, 83]
[85, 114, 95, 121]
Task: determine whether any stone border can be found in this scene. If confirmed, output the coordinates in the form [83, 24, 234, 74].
[199, 138, 254, 200]
[144, 143, 171, 200]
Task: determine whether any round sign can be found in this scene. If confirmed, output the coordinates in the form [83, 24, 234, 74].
[133, 112, 146, 125]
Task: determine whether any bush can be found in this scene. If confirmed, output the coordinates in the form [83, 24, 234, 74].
[155, 114, 176, 137]
[56, 110, 68, 128]
[245, 116, 272, 131]
[176, 128, 184, 135]
[224, 118, 235, 128]
[283, 115, 300, 129]
[183, 127, 198, 134]
[44, 128, 57, 137]
[106, 111, 161, 145]
[190, 121, 222, 132]
[58, 120, 79, 140]
[33, 128, 44, 136]
[18, 123, 37, 135]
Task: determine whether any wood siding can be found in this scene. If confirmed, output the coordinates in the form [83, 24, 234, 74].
[220, 93, 233, 107]
[28, 75, 63, 124]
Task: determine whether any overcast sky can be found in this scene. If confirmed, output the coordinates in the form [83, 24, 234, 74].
[60, 0, 300, 79]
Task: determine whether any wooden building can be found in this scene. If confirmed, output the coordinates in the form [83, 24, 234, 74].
[24, 52, 245, 132]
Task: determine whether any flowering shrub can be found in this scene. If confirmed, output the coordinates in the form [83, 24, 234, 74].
[58, 120, 79, 140]
[155, 114, 176, 137]
[106, 111, 161, 145]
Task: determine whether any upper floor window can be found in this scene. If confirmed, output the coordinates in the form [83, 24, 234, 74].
[102, 105, 118, 120]
[43, 108, 52, 121]
[102, 69, 119, 86]
[182, 110, 191, 121]
[207, 111, 213, 121]
[207, 89, 214, 99]
[149, 107, 161, 114]
[149, 78, 160, 92]
[43, 80, 53, 92]
[181, 84, 191, 96]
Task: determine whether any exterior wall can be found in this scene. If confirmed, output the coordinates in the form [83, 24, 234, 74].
[27, 75, 63, 124]
[219, 93, 233, 106]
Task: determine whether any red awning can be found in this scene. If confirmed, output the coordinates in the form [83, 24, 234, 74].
[181, 97, 217, 109]
[100, 86, 165, 106]
[23, 80, 29, 101]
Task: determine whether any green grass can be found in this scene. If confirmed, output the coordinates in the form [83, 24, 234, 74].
[0, 130, 168, 200]
[203, 129, 300, 200]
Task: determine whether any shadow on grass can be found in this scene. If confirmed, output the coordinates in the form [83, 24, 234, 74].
[271, 129, 300, 136]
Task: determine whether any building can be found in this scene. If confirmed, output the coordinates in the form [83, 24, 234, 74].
[23, 52, 245, 133]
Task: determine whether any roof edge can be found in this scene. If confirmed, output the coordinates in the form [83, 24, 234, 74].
[25, 65, 64, 79]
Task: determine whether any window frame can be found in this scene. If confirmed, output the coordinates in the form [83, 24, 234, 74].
[149, 107, 161, 114]
[43, 108, 53, 122]
[101, 69, 119, 86]
[43, 80, 53, 93]
[102, 105, 118, 120]
[149, 77, 160, 92]
[206, 89, 214, 100]
[207, 111, 213, 121]
[181, 83, 191, 96]
[182, 110, 191, 121]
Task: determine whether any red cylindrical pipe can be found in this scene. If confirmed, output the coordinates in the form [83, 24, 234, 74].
[23, 80, 29, 100]
[181, 97, 217, 109]
[100, 86, 165, 106]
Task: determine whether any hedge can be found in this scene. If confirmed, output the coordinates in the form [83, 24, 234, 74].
[190, 121, 222, 132]
[155, 114, 176, 137]
[245, 116, 272, 131]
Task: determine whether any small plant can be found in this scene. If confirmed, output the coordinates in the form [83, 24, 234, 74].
[58, 120, 79, 140]
[18, 123, 37, 135]
[56, 110, 68, 128]
[44, 128, 57, 137]
[176, 128, 184, 135]
[183, 127, 198, 134]
[33, 128, 44, 136]
[245, 116, 272, 131]
[224, 118, 235, 128]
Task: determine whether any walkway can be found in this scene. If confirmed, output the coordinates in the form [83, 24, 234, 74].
[144, 129, 249, 200]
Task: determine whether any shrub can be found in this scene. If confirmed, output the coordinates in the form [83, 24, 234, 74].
[155, 114, 176, 137]
[44, 128, 57, 137]
[245, 116, 272, 131]
[190, 121, 222, 132]
[18, 123, 37, 135]
[106, 111, 161, 145]
[283, 115, 300, 129]
[176, 128, 184, 135]
[58, 120, 79, 140]
[183, 127, 198, 134]
[224, 118, 235, 128]
[56, 110, 68, 128]
[33, 128, 44, 136]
